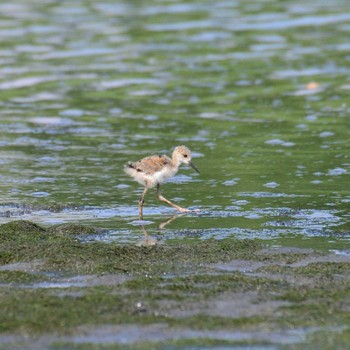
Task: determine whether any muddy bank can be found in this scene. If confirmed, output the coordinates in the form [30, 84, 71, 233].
[1, 220, 350, 349]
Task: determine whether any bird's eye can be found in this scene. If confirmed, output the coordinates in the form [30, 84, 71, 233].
[184, 154, 188, 158]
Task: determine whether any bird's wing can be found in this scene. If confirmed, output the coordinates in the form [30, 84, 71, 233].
[131, 155, 171, 175]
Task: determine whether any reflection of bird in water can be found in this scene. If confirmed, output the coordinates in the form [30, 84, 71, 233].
[124, 145, 200, 219]
[138, 215, 185, 246]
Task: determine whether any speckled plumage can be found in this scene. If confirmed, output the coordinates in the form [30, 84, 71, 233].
[125, 154, 173, 188]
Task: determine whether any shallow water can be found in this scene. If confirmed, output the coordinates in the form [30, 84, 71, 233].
[0, 0, 349, 252]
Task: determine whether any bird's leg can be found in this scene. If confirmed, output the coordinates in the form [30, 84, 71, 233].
[156, 184, 190, 213]
[139, 187, 148, 219]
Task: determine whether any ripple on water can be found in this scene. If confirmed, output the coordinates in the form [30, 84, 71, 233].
[228, 13, 350, 31]
[0, 76, 57, 90]
[11, 92, 61, 103]
[319, 131, 335, 138]
[328, 167, 348, 176]
[29, 117, 75, 126]
[265, 139, 295, 147]
[238, 192, 306, 198]
[145, 20, 215, 32]
[32, 48, 115, 60]
[98, 78, 164, 90]
[271, 66, 350, 79]
[59, 109, 85, 117]
[263, 182, 279, 188]
[29, 192, 51, 198]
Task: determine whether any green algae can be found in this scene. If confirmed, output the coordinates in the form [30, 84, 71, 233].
[0, 220, 268, 335]
[50, 339, 265, 350]
[0, 271, 47, 284]
[0, 220, 46, 244]
[48, 223, 101, 236]
[0, 221, 262, 275]
[1, 219, 350, 349]
[0, 287, 131, 334]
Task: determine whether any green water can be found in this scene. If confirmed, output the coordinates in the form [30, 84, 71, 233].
[0, 0, 349, 247]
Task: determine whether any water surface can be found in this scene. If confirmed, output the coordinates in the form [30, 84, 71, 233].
[0, 0, 349, 251]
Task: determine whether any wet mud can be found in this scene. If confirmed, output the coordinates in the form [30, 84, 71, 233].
[1, 220, 350, 349]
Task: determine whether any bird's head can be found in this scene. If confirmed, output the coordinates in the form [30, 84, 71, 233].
[173, 145, 200, 173]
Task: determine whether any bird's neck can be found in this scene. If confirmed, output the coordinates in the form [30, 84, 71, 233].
[171, 155, 182, 169]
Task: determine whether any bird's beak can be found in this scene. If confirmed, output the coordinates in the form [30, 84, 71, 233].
[189, 161, 200, 174]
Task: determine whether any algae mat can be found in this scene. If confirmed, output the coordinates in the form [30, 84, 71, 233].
[1, 220, 350, 349]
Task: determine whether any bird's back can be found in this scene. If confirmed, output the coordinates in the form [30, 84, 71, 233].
[125, 154, 176, 187]
[135, 154, 172, 174]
